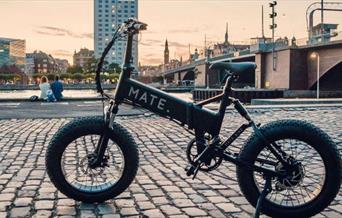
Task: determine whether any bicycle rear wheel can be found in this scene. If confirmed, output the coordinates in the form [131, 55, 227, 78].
[237, 120, 341, 218]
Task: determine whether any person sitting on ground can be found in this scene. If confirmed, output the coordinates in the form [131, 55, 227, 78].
[39, 76, 51, 101]
[51, 75, 64, 101]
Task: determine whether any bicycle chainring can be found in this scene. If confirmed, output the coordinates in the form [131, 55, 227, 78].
[186, 138, 223, 172]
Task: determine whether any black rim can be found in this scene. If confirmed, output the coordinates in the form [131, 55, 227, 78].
[61, 134, 125, 193]
[253, 138, 326, 207]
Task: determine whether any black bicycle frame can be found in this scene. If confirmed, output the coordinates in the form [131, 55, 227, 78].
[114, 33, 234, 136]
[98, 28, 289, 178]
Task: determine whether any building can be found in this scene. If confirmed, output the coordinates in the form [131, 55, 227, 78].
[55, 58, 70, 73]
[94, 0, 138, 68]
[207, 23, 249, 57]
[309, 23, 339, 44]
[73, 48, 94, 68]
[25, 53, 35, 77]
[164, 39, 169, 65]
[0, 65, 28, 85]
[139, 65, 163, 77]
[26, 50, 58, 74]
[0, 37, 26, 72]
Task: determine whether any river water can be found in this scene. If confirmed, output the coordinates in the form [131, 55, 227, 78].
[0, 89, 193, 101]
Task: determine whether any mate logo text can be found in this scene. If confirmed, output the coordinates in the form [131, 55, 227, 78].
[128, 86, 167, 111]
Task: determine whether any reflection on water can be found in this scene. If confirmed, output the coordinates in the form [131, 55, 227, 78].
[0, 89, 193, 101]
[0, 90, 101, 99]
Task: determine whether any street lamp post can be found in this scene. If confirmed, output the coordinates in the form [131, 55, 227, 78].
[310, 52, 320, 99]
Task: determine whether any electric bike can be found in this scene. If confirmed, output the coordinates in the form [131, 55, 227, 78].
[46, 19, 341, 218]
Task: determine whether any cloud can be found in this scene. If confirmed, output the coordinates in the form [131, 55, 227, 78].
[139, 39, 163, 47]
[50, 49, 73, 57]
[169, 41, 188, 47]
[140, 57, 163, 64]
[168, 28, 199, 34]
[35, 26, 93, 39]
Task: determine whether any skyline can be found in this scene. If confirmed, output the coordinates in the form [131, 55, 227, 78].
[0, 0, 342, 65]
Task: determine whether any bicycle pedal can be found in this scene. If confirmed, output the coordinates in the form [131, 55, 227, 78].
[185, 164, 195, 176]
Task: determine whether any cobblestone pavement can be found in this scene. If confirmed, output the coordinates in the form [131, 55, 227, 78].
[0, 106, 341, 218]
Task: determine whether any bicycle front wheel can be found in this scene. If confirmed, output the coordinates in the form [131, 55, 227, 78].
[46, 116, 139, 203]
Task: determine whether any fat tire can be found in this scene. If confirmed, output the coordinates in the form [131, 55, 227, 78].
[237, 119, 341, 218]
[46, 116, 139, 203]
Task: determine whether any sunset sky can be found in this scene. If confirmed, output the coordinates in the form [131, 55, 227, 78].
[0, 0, 341, 65]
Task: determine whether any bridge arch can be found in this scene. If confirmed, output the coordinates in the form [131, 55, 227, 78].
[181, 70, 195, 81]
[310, 61, 342, 91]
[307, 47, 342, 89]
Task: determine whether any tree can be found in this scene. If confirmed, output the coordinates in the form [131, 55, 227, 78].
[46, 74, 56, 81]
[60, 73, 72, 80]
[107, 74, 119, 83]
[72, 73, 84, 81]
[107, 63, 121, 74]
[0, 74, 20, 83]
[67, 66, 83, 74]
[83, 57, 98, 73]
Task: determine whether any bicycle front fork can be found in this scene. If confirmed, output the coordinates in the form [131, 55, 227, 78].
[90, 100, 119, 168]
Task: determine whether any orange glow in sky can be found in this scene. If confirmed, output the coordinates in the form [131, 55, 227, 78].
[0, 0, 341, 65]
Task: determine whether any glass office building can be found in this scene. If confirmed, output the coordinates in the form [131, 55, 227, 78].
[0, 38, 26, 71]
[94, 0, 138, 68]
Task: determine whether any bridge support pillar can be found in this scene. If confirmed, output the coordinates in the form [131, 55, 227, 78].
[194, 63, 208, 87]
[255, 53, 265, 88]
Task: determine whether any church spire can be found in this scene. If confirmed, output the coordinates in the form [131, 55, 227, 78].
[224, 22, 229, 45]
[164, 39, 169, 65]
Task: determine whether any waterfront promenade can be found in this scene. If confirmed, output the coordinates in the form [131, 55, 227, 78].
[0, 105, 341, 217]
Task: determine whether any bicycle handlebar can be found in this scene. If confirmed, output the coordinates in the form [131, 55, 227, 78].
[95, 19, 147, 95]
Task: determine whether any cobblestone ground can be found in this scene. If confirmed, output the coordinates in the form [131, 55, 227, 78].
[0, 107, 341, 218]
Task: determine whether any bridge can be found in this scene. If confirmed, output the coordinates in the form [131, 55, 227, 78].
[163, 52, 255, 88]
[163, 33, 342, 91]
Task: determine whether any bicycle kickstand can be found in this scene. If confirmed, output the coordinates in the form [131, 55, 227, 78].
[253, 177, 272, 218]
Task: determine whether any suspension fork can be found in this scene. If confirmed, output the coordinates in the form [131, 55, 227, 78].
[90, 100, 119, 168]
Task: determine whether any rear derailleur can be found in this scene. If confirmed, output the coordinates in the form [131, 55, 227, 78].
[185, 137, 223, 179]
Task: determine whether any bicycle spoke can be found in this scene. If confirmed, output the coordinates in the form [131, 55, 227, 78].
[254, 138, 325, 207]
[61, 134, 125, 193]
